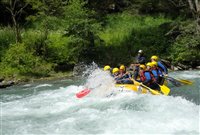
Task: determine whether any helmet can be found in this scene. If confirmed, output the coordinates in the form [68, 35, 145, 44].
[139, 65, 146, 70]
[112, 68, 119, 74]
[146, 62, 153, 67]
[119, 65, 125, 70]
[138, 50, 143, 53]
[104, 65, 111, 71]
[151, 61, 158, 66]
[151, 55, 158, 61]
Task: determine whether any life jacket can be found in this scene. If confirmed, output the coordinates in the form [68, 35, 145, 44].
[140, 71, 156, 83]
[151, 67, 163, 76]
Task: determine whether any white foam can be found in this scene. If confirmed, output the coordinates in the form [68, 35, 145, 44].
[34, 84, 52, 88]
[1, 69, 200, 134]
[171, 70, 200, 79]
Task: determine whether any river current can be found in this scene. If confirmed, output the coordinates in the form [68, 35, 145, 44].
[1, 67, 199, 134]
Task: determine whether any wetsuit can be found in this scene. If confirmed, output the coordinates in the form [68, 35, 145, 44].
[134, 54, 146, 80]
[157, 61, 168, 74]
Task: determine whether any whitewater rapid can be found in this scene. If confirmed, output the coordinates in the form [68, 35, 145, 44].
[1, 68, 199, 134]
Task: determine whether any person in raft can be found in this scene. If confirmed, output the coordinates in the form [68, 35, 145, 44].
[111, 67, 133, 84]
[151, 55, 168, 76]
[137, 64, 160, 91]
[118, 65, 133, 84]
[150, 61, 165, 85]
[131, 50, 146, 80]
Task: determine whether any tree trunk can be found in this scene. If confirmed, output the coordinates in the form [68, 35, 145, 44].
[11, 14, 21, 43]
[195, 0, 200, 32]
[187, 0, 200, 33]
[5, 0, 28, 43]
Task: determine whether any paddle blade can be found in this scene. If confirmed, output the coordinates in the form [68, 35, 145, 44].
[159, 85, 170, 96]
[149, 89, 161, 95]
[76, 89, 91, 98]
[167, 76, 193, 86]
[178, 79, 193, 85]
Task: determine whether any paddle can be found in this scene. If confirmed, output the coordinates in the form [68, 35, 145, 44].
[166, 77, 182, 87]
[133, 78, 170, 95]
[76, 84, 102, 98]
[140, 83, 161, 95]
[157, 83, 170, 96]
[176, 79, 193, 85]
[166, 76, 193, 86]
[132, 79, 160, 95]
[76, 88, 91, 98]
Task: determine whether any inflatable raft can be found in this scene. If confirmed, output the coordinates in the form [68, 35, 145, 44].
[115, 80, 163, 95]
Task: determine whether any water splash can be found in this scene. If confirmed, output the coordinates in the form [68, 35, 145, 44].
[1, 70, 199, 134]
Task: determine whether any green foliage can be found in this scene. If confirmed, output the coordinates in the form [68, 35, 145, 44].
[0, 43, 52, 77]
[170, 21, 200, 67]
[45, 32, 71, 64]
[0, 27, 15, 61]
[27, 0, 65, 16]
[22, 29, 47, 57]
[99, 12, 172, 65]
[27, 16, 68, 31]
[0, 0, 199, 81]
[64, 0, 102, 63]
[26, 0, 69, 31]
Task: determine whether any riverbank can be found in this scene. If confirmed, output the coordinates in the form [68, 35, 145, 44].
[1, 60, 199, 89]
[0, 71, 73, 89]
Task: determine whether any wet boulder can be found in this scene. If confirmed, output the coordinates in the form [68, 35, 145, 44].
[0, 80, 15, 89]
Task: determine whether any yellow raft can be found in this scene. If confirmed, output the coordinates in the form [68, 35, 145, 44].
[115, 80, 165, 95]
[115, 84, 161, 95]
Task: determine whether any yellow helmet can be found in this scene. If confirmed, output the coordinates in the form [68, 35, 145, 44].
[139, 65, 146, 70]
[151, 61, 158, 66]
[112, 68, 119, 74]
[104, 65, 111, 71]
[119, 65, 125, 70]
[151, 55, 158, 61]
[146, 62, 153, 67]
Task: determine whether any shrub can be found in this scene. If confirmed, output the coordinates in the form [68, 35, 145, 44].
[45, 32, 71, 64]
[0, 43, 52, 77]
[0, 26, 15, 61]
[22, 29, 47, 57]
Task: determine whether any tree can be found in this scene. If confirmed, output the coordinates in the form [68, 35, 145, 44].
[187, 0, 200, 33]
[2, 0, 28, 43]
[64, 0, 102, 63]
[167, 0, 200, 32]
[26, 0, 67, 58]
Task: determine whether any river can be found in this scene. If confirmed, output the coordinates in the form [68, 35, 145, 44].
[1, 67, 199, 134]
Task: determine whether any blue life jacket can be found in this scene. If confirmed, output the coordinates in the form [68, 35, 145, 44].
[157, 61, 168, 74]
[151, 70, 159, 81]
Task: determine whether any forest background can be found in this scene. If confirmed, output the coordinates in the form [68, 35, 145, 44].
[0, 0, 199, 81]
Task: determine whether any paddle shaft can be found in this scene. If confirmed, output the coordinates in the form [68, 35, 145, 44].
[132, 79, 160, 95]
